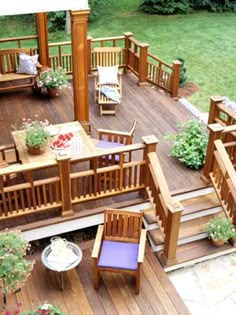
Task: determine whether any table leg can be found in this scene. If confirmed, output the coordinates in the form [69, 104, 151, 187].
[60, 272, 64, 291]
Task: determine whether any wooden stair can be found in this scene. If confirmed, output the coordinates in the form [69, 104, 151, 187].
[143, 186, 236, 269]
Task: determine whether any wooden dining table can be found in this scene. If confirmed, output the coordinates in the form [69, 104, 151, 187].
[11, 121, 96, 165]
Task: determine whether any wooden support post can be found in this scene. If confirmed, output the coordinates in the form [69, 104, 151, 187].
[138, 43, 149, 86]
[208, 96, 225, 124]
[202, 123, 224, 183]
[36, 13, 49, 67]
[124, 32, 133, 72]
[161, 202, 183, 267]
[57, 156, 73, 217]
[141, 135, 159, 198]
[87, 36, 92, 74]
[70, 10, 91, 133]
[171, 60, 182, 98]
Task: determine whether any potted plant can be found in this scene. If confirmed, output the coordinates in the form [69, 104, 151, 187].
[0, 230, 34, 308]
[207, 217, 236, 247]
[165, 118, 208, 170]
[25, 120, 50, 155]
[36, 67, 67, 97]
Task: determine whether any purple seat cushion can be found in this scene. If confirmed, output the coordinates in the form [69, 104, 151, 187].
[98, 240, 139, 271]
[96, 140, 124, 162]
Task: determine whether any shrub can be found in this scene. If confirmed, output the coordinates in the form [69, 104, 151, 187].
[165, 118, 208, 169]
[140, 0, 193, 14]
[176, 57, 187, 88]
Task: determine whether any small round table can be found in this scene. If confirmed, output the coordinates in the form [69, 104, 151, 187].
[41, 241, 82, 290]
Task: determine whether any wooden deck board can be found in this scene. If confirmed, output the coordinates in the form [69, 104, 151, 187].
[0, 72, 203, 192]
[3, 242, 190, 315]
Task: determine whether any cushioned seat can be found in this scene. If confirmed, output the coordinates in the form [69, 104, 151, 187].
[98, 240, 139, 270]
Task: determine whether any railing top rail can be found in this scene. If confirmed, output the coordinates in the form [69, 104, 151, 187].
[48, 41, 72, 47]
[147, 52, 173, 69]
[0, 35, 38, 43]
[217, 102, 236, 120]
[214, 139, 236, 187]
[91, 35, 125, 43]
[0, 142, 145, 176]
[148, 152, 183, 213]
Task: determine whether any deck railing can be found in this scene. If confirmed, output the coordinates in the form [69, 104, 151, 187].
[203, 96, 236, 181]
[0, 141, 149, 220]
[0, 33, 180, 96]
[146, 151, 183, 266]
[210, 140, 236, 226]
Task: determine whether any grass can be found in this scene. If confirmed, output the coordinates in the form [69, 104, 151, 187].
[0, 2, 236, 112]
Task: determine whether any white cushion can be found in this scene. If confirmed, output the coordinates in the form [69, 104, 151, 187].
[16, 53, 39, 75]
[97, 65, 119, 85]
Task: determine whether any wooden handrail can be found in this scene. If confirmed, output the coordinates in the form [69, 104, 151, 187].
[210, 139, 236, 225]
[0, 35, 38, 43]
[147, 53, 173, 70]
[147, 151, 183, 266]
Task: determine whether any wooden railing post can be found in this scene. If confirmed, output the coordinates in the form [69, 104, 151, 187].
[142, 135, 159, 197]
[202, 123, 224, 183]
[87, 36, 92, 74]
[124, 32, 133, 72]
[208, 96, 224, 124]
[161, 202, 183, 267]
[171, 60, 182, 98]
[57, 156, 73, 217]
[138, 43, 149, 86]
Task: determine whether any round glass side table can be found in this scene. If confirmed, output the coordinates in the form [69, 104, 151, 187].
[41, 241, 82, 290]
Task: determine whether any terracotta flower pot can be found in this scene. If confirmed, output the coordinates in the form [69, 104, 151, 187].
[47, 87, 62, 97]
[27, 144, 46, 155]
[212, 239, 225, 247]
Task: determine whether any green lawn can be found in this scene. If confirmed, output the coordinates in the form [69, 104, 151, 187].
[1, 1, 236, 112]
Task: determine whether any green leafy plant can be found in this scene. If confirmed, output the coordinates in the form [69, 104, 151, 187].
[25, 120, 50, 149]
[207, 217, 236, 242]
[165, 118, 208, 169]
[176, 56, 187, 88]
[0, 230, 34, 307]
[36, 67, 67, 89]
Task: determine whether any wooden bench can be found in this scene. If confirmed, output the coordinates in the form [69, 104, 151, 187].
[0, 48, 41, 92]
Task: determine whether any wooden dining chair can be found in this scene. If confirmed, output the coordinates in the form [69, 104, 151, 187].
[91, 208, 146, 294]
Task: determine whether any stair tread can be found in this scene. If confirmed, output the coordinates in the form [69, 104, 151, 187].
[156, 238, 234, 268]
[148, 212, 225, 247]
[144, 192, 221, 225]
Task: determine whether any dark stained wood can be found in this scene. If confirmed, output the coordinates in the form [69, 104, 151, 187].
[0, 72, 203, 191]
[4, 242, 190, 315]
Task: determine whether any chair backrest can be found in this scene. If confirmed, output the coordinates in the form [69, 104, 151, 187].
[0, 48, 33, 74]
[103, 209, 143, 243]
[93, 47, 122, 67]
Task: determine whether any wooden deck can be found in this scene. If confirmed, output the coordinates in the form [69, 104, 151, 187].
[4, 241, 190, 315]
[0, 72, 204, 192]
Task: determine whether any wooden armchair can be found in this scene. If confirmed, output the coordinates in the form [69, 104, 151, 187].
[93, 47, 123, 116]
[91, 209, 146, 294]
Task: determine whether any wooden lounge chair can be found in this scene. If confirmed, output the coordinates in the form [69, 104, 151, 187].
[91, 208, 147, 294]
[93, 47, 122, 116]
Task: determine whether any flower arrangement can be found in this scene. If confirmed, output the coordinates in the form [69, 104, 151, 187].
[0, 230, 34, 307]
[5, 303, 63, 315]
[36, 67, 67, 90]
[207, 217, 236, 243]
[19, 303, 63, 315]
[25, 120, 50, 150]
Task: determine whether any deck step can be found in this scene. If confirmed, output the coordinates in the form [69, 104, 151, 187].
[156, 238, 236, 272]
[147, 212, 225, 252]
[144, 187, 221, 227]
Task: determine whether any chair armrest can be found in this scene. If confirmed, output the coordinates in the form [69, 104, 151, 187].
[91, 225, 104, 259]
[138, 229, 147, 263]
